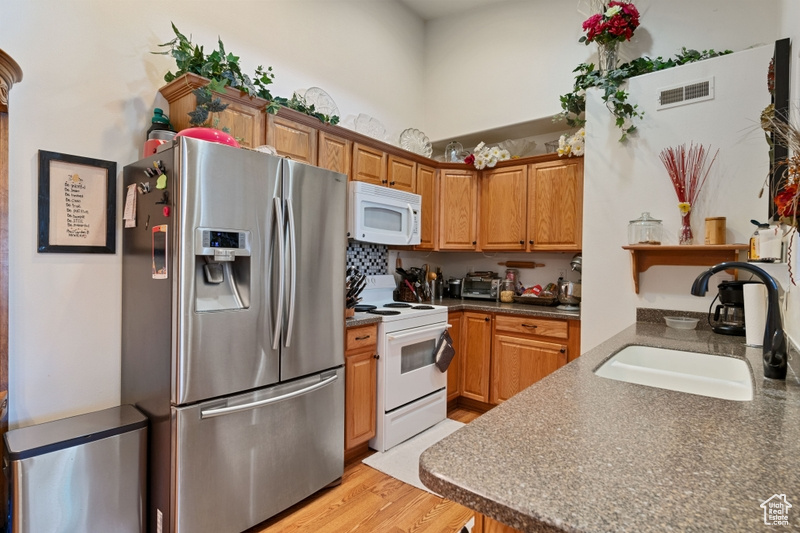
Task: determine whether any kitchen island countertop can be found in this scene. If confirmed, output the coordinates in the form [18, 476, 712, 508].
[419, 322, 800, 532]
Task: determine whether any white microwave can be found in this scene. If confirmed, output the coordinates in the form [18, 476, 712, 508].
[348, 182, 421, 246]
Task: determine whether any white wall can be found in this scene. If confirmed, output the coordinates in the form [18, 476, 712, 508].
[581, 46, 774, 352]
[1, 0, 425, 428]
[422, 0, 781, 144]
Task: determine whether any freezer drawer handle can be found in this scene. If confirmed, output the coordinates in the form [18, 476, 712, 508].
[200, 374, 339, 419]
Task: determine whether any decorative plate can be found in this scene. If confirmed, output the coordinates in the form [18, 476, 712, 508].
[303, 87, 339, 118]
[354, 113, 386, 141]
[399, 128, 433, 158]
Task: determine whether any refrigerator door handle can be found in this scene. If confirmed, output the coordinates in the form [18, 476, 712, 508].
[272, 196, 285, 351]
[200, 373, 339, 419]
[285, 197, 297, 347]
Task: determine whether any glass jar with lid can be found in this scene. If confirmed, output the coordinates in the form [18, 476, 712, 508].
[499, 279, 516, 303]
[628, 212, 663, 245]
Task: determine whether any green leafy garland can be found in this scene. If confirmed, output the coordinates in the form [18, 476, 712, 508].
[154, 23, 338, 125]
[555, 47, 732, 141]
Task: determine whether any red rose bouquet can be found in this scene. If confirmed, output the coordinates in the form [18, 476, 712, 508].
[580, 2, 640, 46]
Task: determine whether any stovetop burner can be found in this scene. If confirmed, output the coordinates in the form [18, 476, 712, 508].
[368, 309, 402, 316]
[412, 305, 435, 310]
[384, 303, 412, 308]
[354, 304, 377, 312]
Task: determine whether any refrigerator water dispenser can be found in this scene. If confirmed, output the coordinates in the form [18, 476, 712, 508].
[194, 228, 251, 312]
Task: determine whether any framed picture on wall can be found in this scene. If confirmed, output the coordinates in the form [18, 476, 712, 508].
[37, 150, 117, 254]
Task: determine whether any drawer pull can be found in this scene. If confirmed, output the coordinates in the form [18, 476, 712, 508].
[560, 348, 566, 353]
[355, 335, 371, 340]
[521, 323, 538, 328]
[374, 354, 380, 359]
[484, 317, 490, 322]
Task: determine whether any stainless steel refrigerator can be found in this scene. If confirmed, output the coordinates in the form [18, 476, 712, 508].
[121, 137, 346, 533]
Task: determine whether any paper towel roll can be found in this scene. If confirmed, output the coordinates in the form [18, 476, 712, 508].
[744, 283, 767, 347]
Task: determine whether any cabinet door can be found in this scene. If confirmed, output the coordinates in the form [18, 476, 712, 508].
[387, 155, 416, 192]
[439, 169, 478, 250]
[490, 334, 567, 405]
[460, 312, 492, 403]
[479, 165, 528, 251]
[318, 131, 351, 176]
[352, 143, 387, 186]
[266, 114, 318, 164]
[415, 165, 438, 250]
[345, 349, 377, 450]
[446, 311, 463, 402]
[527, 158, 583, 251]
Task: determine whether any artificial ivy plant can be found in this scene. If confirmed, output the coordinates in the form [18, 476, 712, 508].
[556, 47, 732, 141]
[154, 23, 339, 125]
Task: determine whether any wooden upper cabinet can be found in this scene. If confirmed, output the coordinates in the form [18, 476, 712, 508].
[528, 158, 583, 251]
[352, 143, 387, 186]
[160, 73, 267, 149]
[415, 164, 437, 250]
[479, 165, 528, 251]
[438, 169, 478, 250]
[317, 131, 352, 176]
[266, 113, 318, 164]
[387, 155, 416, 192]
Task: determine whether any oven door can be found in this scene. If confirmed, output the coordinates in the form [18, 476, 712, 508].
[383, 323, 448, 411]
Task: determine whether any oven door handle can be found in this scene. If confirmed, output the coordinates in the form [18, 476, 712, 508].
[387, 323, 451, 342]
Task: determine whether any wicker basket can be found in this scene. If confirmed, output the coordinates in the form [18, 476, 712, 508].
[512, 296, 558, 306]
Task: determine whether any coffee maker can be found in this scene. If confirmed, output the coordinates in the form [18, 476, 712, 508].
[708, 280, 759, 336]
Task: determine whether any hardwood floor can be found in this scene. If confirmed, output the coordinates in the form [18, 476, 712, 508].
[247, 408, 482, 533]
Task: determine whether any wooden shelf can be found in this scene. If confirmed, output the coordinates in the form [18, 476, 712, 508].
[622, 244, 749, 294]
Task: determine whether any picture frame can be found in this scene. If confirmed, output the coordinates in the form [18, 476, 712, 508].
[37, 150, 117, 254]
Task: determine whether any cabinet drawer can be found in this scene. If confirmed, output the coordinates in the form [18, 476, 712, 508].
[494, 315, 568, 339]
[346, 324, 378, 352]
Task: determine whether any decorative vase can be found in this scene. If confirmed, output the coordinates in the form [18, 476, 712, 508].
[679, 211, 693, 245]
[597, 41, 619, 76]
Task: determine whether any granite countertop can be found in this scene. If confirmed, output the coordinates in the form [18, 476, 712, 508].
[419, 323, 800, 532]
[345, 298, 579, 327]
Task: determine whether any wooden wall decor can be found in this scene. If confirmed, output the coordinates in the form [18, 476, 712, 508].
[0, 47, 22, 530]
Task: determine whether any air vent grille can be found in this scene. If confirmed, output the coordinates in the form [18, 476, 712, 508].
[657, 78, 714, 110]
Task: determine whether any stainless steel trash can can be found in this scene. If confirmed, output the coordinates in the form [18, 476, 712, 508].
[4, 405, 147, 533]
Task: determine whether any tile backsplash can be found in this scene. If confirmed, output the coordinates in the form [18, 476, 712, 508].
[346, 241, 388, 275]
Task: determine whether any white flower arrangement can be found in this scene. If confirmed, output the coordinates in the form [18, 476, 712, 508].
[465, 141, 511, 169]
[557, 128, 585, 157]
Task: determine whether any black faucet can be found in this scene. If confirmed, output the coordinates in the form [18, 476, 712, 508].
[691, 261, 787, 380]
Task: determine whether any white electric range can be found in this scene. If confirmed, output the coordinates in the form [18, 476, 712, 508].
[356, 275, 449, 452]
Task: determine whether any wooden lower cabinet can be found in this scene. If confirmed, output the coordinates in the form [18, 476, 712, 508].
[446, 311, 463, 402]
[345, 324, 378, 457]
[452, 313, 579, 409]
[460, 312, 492, 403]
[490, 334, 567, 404]
[474, 513, 522, 533]
[491, 315, 571, 404]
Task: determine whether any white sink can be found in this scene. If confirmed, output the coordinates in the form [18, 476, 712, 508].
[594, 345, 753, 401]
